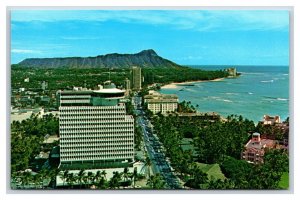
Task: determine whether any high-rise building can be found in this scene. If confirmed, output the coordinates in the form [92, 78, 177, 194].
[124, 78, 131, 91]
[58, 81, 135, 170]
[131, 66, 142, 91]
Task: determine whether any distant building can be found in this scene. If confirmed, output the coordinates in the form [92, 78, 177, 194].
[24, 77, 30, 82]
[124, 78, 131, 90]
[41, 81, 48, 91]
[144, 90, 178, 114]
[40, 96, 51, 105]
[225, 68, 237, 76]
[58, 81, 135, 171]
[262, 115, 281, 125]
[241, 132, 276, 164]
[131, 66, 142, 91]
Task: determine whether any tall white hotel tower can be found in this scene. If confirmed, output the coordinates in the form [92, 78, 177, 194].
[58, 81, 134, 170]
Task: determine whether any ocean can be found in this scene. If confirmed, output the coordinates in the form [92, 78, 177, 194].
[160, 65, 289, 123]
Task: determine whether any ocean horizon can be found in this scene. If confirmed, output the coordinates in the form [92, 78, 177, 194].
[160, 65, 289, 123]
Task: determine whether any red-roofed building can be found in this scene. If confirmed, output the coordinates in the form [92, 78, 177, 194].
[242, 132, 276, 164]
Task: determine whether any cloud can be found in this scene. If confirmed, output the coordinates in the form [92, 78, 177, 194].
[11, 49, 42, 54]
[10, 10, 289, 32]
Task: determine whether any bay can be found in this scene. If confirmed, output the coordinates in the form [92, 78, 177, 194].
[160, 65, 289, 123]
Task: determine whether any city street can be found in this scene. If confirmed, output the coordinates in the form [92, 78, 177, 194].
[133, 95, 182, 189]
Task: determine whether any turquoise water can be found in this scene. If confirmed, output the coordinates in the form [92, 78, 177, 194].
[160, 65, 289, 123]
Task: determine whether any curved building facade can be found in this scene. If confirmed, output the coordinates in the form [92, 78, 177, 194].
[58, 82, 134, 169]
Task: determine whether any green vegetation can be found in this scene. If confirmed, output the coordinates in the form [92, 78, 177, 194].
[278, 172, 289, 189]
[178, 100, 196, 113]
[11, 65, 229, 92]
[11, 113, 58, 172]
[150, 108, 289, 189]
[11, 66, 131, 91]
[146, 174, 166, 189]
[12, 167, 147, 189]
[142, 67, 229, 86]
[196, 163, 225, 181]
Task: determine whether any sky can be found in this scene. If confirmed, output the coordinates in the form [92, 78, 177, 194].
[10, 10, 290, 65]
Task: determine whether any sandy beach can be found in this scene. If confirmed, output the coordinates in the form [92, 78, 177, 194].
[161, 78, 224, 89]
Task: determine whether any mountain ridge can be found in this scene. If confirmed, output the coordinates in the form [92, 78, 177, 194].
[17, 49, 182, 69]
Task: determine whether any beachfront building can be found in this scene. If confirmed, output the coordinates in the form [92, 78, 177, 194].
[144, 90, 178, 114]
[131, 66, 142, 91]
[258, 114, 289, 149]
[241, 132, 276, 164]
[261, 115, 281, 125]
[58, 81, 135, 171]
[225, 67, 237, 76]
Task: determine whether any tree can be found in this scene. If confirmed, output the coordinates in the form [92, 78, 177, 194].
[123, 167, 129, 182]
[66, 173, 76, 189]
[21, 171, 32, 189]
[98, 177, 108, 189]
[144, 156, 152, 179]
[87, 171, 94, 187]
[49, 168, 61, 188]
[77, 169, 86, 188]
[32, 173, 42, 189]
[101, 170, 107, 181]
[109, 171, 122, 189]
[60, 170, 69, 187]
[132, 167, 138, 188]
[146, 174, 165, 189]
[94, 170, 102, 185]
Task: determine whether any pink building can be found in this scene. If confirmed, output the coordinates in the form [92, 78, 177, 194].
[242, 132, 276, 164]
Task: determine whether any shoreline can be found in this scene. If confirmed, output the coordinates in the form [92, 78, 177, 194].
[160, 77, 225, 89]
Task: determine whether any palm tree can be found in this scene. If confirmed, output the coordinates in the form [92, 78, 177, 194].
[87, 171, 94, 187]
[49, 168, 60, 188]
[132, 167, 138, 188]
[141, 156, 152, 179]
[66, 173, 76, 189]
[109, 171, 122, 189]
[123, 167, 129, 182]
[146, 174, 165, 189]
[94, 170, 101, 185]
[59, 170, 69, 187]
[101, 170, 107, 181]
[77, 169, 85, 188]
[98, 177, 107, 189]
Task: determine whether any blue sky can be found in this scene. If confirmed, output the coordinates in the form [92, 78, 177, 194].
[10, 10, 289, 65]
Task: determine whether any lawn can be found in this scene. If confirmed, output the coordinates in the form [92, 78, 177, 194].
[196, 163, 226, 181]
[278, 172, 289, 189]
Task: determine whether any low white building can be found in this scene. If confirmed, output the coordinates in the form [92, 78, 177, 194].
[144, 90, 178, 114]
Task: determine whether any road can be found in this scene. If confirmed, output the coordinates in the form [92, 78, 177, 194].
[132, 95, 182, 189]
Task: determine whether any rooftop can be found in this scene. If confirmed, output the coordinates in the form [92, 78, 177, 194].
[146, 99, 178, 103]
[245, 138, 275, 150]
[93, 88, 125, 94]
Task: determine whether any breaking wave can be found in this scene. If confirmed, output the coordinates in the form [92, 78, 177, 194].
[277, 98, 288, 101]
[261, 80, 274, 83]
